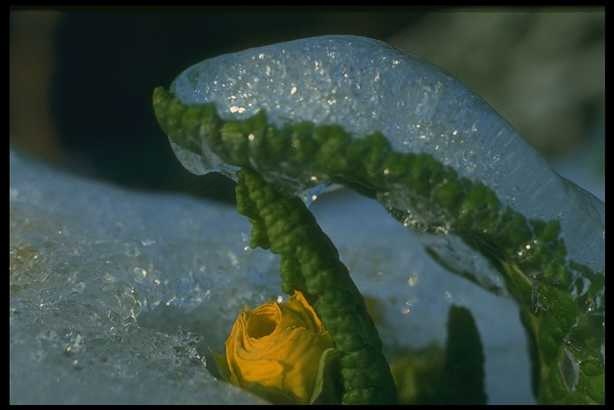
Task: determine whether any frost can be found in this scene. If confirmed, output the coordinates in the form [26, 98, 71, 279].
[11, 36, 603, 405]
[9, 152, 267, 404]
[170, 35, 603, 274]
[10, 151, 534, 403]
[161, 36, 603, 403]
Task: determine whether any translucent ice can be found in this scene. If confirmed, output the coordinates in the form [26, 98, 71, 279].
[11, 35, 603, 406]
[10, 151, 534, 403]
[169, 35, 603, 275]
[160, 35, 603, 403]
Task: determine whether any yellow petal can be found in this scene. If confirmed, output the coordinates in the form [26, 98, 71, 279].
[225, 291, 334, 403]
[286, 290, 324, 332]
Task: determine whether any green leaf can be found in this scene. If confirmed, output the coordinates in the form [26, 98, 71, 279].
[153, 87, 603, 404]
[212, 351, 230, 382]
[310, 348, 342, 404]
[436, 305, 487, 404]
[234, 169, 398, 404]
[390, 344, 446, 404]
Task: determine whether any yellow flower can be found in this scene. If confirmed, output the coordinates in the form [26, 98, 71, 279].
[225, 291, 334, 403]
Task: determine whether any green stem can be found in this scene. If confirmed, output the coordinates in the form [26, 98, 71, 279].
[236, 168, 397, 404]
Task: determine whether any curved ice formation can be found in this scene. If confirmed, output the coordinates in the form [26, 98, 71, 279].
[155, 35, 604, 404]
[169, 35, 603, 274]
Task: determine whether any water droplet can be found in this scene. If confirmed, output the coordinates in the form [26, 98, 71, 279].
[290, 86, 297, 95]
[64, 333, 84, 356]
[203, 289, 211, 301]
[133, 267, 148, 279]
[407, 274, 419, 287]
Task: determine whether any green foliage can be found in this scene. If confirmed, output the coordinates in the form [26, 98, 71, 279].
[437, 305, 487, 404]
[235, 169, 397, 404]
[391, 306, 487, 405]
[153, 86, 604, 404]
[310, 348, 343, 404]
[391, 344, 446, 404]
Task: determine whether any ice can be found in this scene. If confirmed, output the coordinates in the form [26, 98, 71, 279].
[10, 151, 268, 404]
[11, 36, 603, 405]
[170, 35, 604, 274]
[160, 36, 603, 403]
[10, 150, 534, 403]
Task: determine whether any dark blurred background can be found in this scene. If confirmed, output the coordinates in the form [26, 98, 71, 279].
[9, 7, 605, 203]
